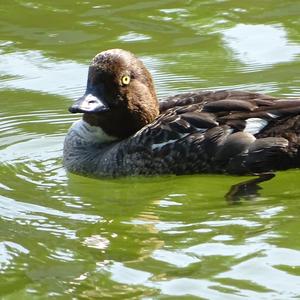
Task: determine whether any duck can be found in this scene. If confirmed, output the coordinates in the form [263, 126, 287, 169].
[63, 48, 300, 178]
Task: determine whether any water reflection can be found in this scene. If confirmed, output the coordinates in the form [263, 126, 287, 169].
[223, 24, 300, 70]
[0, 50, 86, 98]
[0, 241, 29, 271]
[98, 184, 300, 298]
[117, 32, 151, 42]
[218, 246, 300, 297]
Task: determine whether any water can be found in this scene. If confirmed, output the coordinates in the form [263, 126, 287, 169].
[1, 1, 300, 299]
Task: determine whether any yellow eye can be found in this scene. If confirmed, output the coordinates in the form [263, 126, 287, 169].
[121, 75, 130, 85]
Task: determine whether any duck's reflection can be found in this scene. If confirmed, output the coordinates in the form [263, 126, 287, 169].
[226, 173, 275, 202]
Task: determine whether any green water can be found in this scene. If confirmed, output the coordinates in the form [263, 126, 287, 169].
[1, 1, 300, 299]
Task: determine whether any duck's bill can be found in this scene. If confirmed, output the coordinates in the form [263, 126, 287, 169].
[68, 94, 109, 113]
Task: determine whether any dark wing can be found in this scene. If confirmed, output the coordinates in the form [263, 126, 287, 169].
[159, 90, 277, 112]
[128, 91, 300, 175]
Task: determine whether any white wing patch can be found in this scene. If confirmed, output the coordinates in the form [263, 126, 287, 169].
[151, 132, 193, 150]
[244, 118, 268, 135]
[152, 139, 178, 150]
[266, 112, 279, 119]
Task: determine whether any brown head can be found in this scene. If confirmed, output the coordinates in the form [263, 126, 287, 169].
[69, 49, 159, 139]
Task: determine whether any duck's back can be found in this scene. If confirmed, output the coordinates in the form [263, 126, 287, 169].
[116, 90, 300, 176]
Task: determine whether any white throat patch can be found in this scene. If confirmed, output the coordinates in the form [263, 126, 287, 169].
[70, 119, 118, 144]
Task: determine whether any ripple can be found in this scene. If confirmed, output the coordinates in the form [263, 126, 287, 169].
[185, 241, 265, 258]
[0, 50, 86, 99]
[142, 56, 203, 98]
[0, 195, 101, 223]
[201, 219, 261, 227]
[83, 235, 110, 250]
[0, 194, 101, 240]
[50, 249, 76, 262]
[105, 262, 152, 285]
[151, 278, 245, 299]
[117, 32, 151, 42]
[0, 241, 29, 272]
[152, 249, 199, 268]
[0, 135, 63, 163]
[217, 247, 300, 296]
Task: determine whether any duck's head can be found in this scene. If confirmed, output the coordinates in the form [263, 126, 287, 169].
[69, 49, 159, 139]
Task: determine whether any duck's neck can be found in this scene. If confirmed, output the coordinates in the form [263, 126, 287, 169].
[64, 119, 120, 177]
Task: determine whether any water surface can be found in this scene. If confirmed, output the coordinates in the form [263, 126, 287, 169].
[1, 1, 300, 299]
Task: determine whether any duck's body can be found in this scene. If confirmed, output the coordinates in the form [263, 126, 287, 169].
[63, 49, 300, 177]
